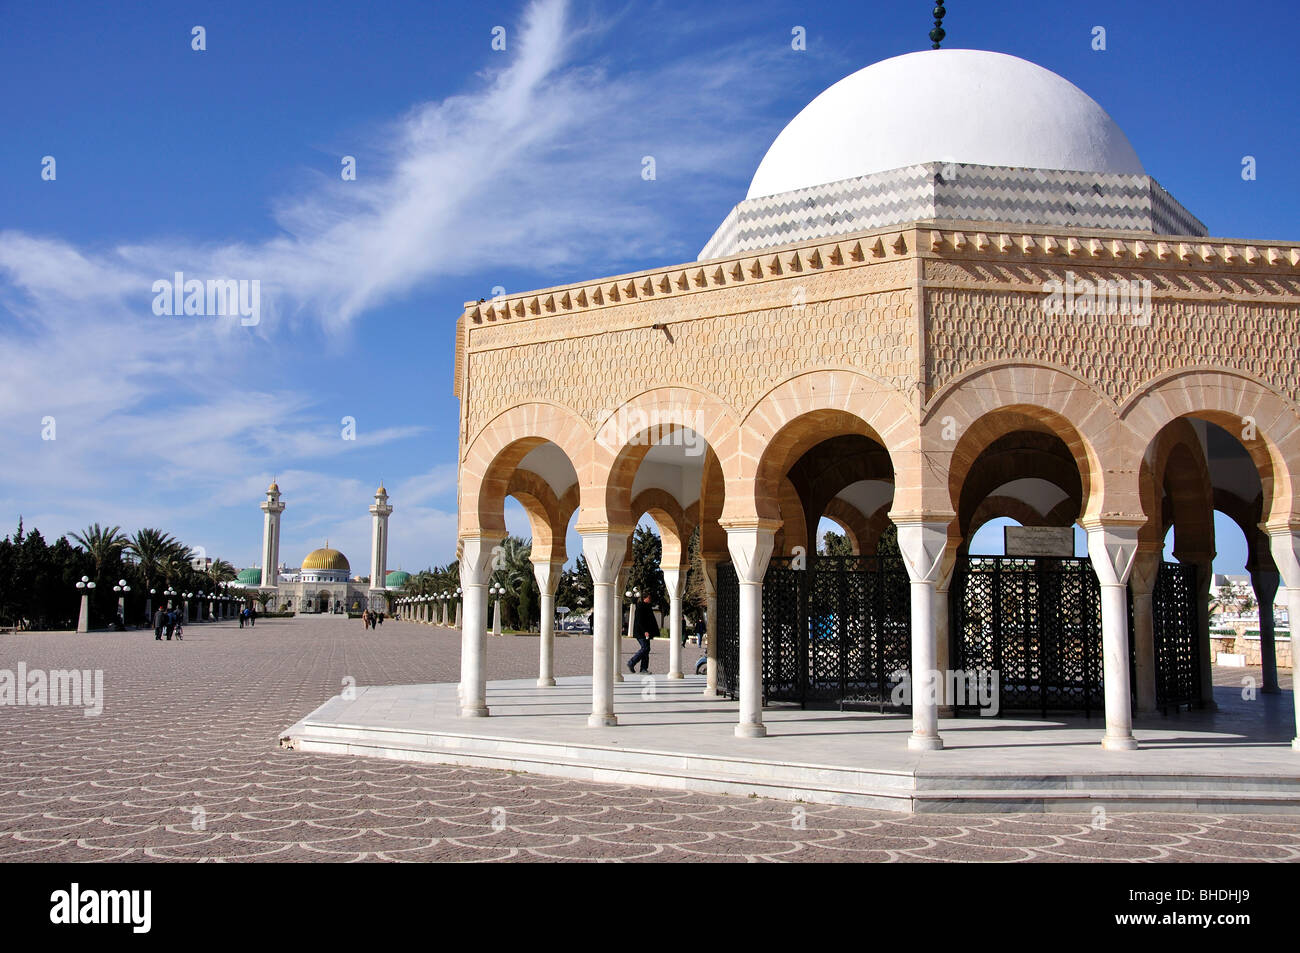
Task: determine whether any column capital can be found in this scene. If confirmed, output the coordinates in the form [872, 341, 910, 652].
[1128, 548, 1163, 596]
[1268, 529, 1300, 589]
[1250, 566, 1281, 599]
[530, 558, 563, 596]
[894, 520, 951, 585]
[459, 535, 500, 586]
[661, 565, 686, 598]
[724, 524, 776, 585]
[580, 530, 629, 585]
[1086, 523, 1141, 587]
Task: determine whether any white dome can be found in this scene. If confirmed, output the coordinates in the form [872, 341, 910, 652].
[746, 49, 1144, 200]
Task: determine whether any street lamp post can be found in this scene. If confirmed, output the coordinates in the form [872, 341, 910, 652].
[625, 587, 641, 641]
[490, 584, 505, 637]
[454, 587, 462, 628]
[147, 588, 156, 622]
[112, 578, 131, 628]
[75, 576, 96, 633]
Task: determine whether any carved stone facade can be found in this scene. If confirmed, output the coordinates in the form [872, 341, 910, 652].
[452, 217, 1300, 749]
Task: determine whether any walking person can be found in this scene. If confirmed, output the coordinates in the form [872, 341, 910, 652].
[153, 607, 166, 641]
[163, 608, 174, 641]
[627, 595, 658, 674]
[248, 605, 256, 627]
[238, 606, 246, 628]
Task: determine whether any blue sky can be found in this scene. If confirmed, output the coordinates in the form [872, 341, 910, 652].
[1, 0, 1295, 576]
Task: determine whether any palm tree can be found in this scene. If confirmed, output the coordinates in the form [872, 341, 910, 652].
[206, 558, 237, 588]
[70, 523, 128, 576]
[126, 528, 185, 595]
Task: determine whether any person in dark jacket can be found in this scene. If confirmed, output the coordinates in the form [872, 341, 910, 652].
[627, 596, 658, 674]
[153, 607, 166, 641]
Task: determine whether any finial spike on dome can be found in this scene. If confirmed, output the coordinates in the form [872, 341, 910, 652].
[930, 2, 947, 50]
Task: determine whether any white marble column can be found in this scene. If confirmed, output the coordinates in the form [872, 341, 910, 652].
[613, 567, 628, 684]
[1267, 529, 1300, 751]
[533, 559, 561, 687]
[725, 525, 775, 738]
[1087, 523, 1141, 750]
[1251, 567, 1281, 694]
[897, 520, 950, 751]
[663, 565, 685, 679]
[933, 548, 957, 718]
[701, 558, 720, 697]
[582, 531, 627, 726]
[1129, 550, 1161, 714]
[458, 537, 496, 718]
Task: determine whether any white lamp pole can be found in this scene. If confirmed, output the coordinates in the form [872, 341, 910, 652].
[75, 576, 96, 633]
[112, 579, 130, 626]
[491, 584, 504, 637]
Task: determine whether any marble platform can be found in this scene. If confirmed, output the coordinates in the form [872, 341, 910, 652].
[282, 675, 1300, 813]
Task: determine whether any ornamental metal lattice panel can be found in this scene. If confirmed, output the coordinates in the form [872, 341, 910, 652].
[1151, 562, 1201, 710]
[713, 556, 911, 707]
[951, 556, 1103, 715]
[716, 561, 740, 698]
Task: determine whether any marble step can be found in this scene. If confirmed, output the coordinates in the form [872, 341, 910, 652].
[288, 722, 1300, 814]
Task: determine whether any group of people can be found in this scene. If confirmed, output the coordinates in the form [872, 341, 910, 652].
[361, 609, 385, 629]
[152, 607, 186, 641]
[237, 605, 257, 628]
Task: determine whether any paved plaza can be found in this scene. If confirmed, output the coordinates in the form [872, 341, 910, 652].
[1, 616, 1297, 862]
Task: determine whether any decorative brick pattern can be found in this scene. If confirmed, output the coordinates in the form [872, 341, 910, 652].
[466, 287, 917, 440]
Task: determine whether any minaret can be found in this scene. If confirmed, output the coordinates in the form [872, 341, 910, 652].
[369, 483, 393, 595]
[260, 481, 286, 589]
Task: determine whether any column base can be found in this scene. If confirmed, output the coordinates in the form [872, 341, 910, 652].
[536, 677, 556, 687]
[701, 690, 723, 699]
[588, 713, 617, 727]
[907, 735, 943, 751]
[1101, 733, 1139, 751]
[667, 672, 684, 680]
[612, 673, 624, 683]
[734, 723, 766, 738]
[459, 706, 490, 718]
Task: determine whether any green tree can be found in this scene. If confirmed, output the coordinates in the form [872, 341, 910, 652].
[70, 523, 128, 576]
[126, 528, 186, 597]
[821, 530, 854, 556]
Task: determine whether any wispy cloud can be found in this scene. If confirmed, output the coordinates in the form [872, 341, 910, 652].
[0, 0, 799, 567]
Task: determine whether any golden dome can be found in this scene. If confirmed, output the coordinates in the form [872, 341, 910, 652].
[301, 547, 350, 572]
[268, 481, 280, 493]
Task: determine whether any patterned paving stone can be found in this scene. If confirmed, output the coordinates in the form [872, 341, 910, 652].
[0, 617, 1297, 862]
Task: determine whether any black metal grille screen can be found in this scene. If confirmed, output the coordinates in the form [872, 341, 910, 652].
[715, 562, 740, 697]
[1151, 562, 1200, 710]
[951, 557, 1103, 715]
[715, 556, 910, 708]
[719, 554, 1201, 717]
